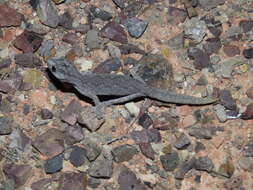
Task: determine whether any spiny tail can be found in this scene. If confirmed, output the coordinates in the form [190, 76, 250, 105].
[145, 87, 217, 105]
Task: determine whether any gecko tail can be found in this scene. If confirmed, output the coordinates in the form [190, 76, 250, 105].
[146, 87, 217, 105]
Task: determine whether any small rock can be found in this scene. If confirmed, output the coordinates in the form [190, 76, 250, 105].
[0, 4, 23, 27]
[38, 40, 54, 59]
[219, 89, 237, 110]
[90, 6, 112, 21]
[58, 172, 87, 190]
[100, 21, 128, 44]
[184, 17, 207, 44]
[107, 45, 121, 58]
[174, 157, 196, 180]
[0, 73, 23, 94]
[69, 146, 87, 167]
[241, 102, 253, 120]
[87, 177, 101, 188]
[118, 167, 147, 190]
[32, 128, 64, 158]
[0, 115, 13, 135]
[13, 30, 43, 53]
[77, 106, 105, 132]
[31, 178, 52, 190]
[188, 47, 211, 70]
[65, 125, 84, 145]
[138, 113, 153, 129]
[167, 7, 187, 25]
[217, 160, 235, 178]
[60, 99, 82, 126]
[203, 17, 222, 37]
[243, 48, 253, 59]
[23, 69, 44, 88]
[59, 11, 73, 30]
[124, 17, 148, 38]
[224, 176, 243, 190]
[203, 38, 222, 54]
[239, 20, 253, 33]
[223, 44, 240, 57]
[242, 139, 253, 157]
[111, 144, 139, 163]
[88, 151, 113, 178]
[85, 29, 102, 51]
[160, 152, 179, 171]
[117, 43, 145, 55]
[40, 108, 53, 119]
[23, 104, 30, 115]
[130, 130, 149, 144]
[93, 57, 121, 74]
[15, 53, 42, 68]
[167, 33, 184, 50]
[3, 164, 33, 188]
[214, 104, 227, 123]
[139, 143, 155, 160]
[174, 133, 191, 150]
[195, 141, 206, 153]
[44, 154, 63, 174]
[238, 156, 253, 172]
[9, 129, 31, 151]
[194, 156, 214, 172]
[35, 0, 60, 28]
[147, 128, 161, 143]
[0, 58, 11, 70]
[82, 138, 102, 161]
[188, 124, 213, 139]
[62, 32, 79, 45]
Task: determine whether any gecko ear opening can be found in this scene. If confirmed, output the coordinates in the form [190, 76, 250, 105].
[51, 66, 56, 72]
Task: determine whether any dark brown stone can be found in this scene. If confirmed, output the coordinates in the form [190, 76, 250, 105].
[100, 21, 128, 44]
[32, 128, 64, 158]
[0, 4, 23, 27]
[60, 99, 82, 125]
[223, 44, 240, 57]
[139, 143, 155, 160]
[58, 172, 87, 190]
[15, 53, 42, 68]
[13, 30, 43, 53]
[168, 7, 187, 25]
[62, 32, 79, 45]
[3, 164, 33, 188]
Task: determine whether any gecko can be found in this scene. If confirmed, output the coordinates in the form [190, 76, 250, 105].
[47, 58, 217, 118]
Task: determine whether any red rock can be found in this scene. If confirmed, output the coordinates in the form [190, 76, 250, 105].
[32, 128, 64, 158]
[58, 172, 87, 190]
[139, 143, 155, 160]
[168, 7, 187, 25]
[0, 4, 23, 27]
[3, 164, 33, 188]
[60, 99, 82, 125]
[13, 30, 43, 53]
[62, 32, 79, 45]
[223, 44, 240, 57]
[100, 21, 128, 44]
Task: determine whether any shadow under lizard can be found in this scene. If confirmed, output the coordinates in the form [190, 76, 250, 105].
[47, 58, 217, 118]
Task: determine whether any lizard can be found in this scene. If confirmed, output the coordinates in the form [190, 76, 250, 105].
[47, 58, 217, 119]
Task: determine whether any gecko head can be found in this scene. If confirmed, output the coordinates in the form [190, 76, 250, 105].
[47, 58, 78, 82]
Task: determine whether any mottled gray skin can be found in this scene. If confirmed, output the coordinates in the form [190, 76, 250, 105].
[47, 58, 216, 118]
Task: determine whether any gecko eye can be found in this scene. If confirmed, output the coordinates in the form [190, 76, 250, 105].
[51, 66, 56, 72]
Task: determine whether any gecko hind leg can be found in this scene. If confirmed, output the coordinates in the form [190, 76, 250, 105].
[94, 93, 145, 119]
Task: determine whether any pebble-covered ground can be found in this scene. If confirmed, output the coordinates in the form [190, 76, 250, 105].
[0, 0, 253, 189]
